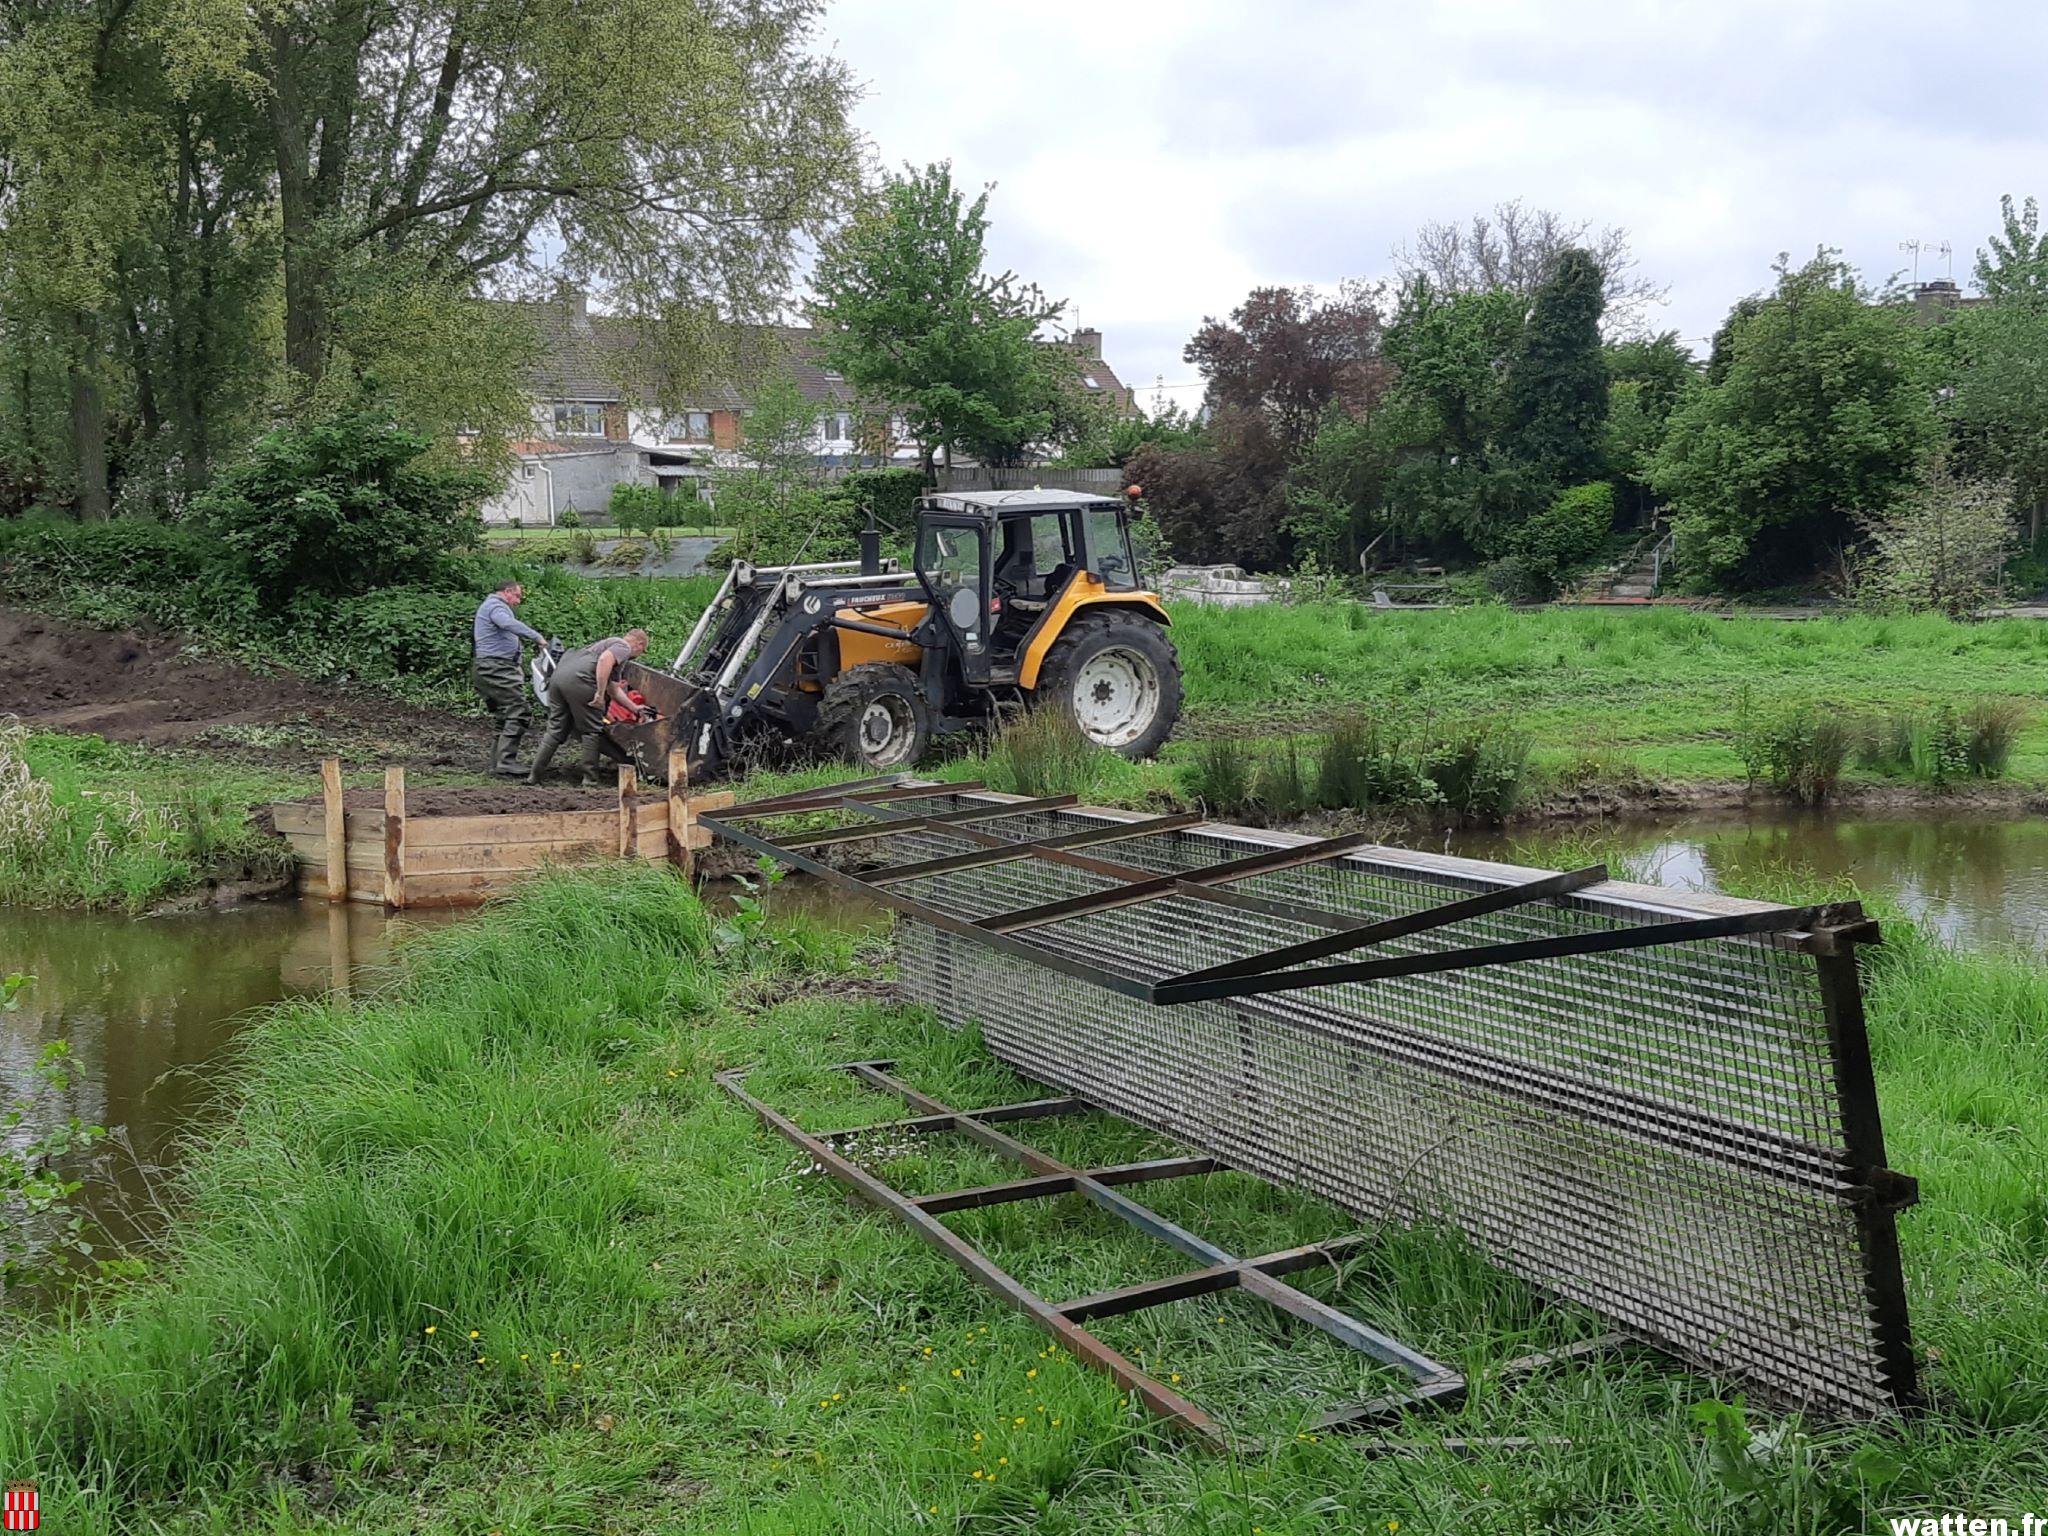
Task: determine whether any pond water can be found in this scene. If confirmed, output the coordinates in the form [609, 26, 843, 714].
[6, 808, 2044, 1292]
[1, 899, 459, 1283]
[1430, 809, 2048, 953]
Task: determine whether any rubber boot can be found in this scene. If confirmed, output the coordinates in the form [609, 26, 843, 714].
[575, 734, 605, 788]
[525, 726, 567, 785]
[491, 721, 528, 778]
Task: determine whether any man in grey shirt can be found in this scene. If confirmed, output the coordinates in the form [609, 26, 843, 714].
[472, 579, 544, 776]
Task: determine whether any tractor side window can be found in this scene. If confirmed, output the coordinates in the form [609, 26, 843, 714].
[1029, 515, 1073, 579]
[1084, 508, 1137, 589]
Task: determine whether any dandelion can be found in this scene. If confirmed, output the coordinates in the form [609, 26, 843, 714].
[971, 1470, 983, 1480]
[1052, 1418, 1062, 1427]
[819, 1400, 830, 1409]
[469, 1330, 481, 1340]
[571, 1362, 584, 1372]
[922, 1347, 933, 1356]
[832, 1393, 843, 1401]
[997, 1457, 1008, 1466]
[1026, 1369, 1037, 1379]
[1012, 1416, 1024, 1426]
[951, 1369, 963, 1378]
[519, 1353, 529, 1362]
[972, 1433, 983, 1443]
[1035, 1405, 1045, 1414]
[898, 1384, 909, 1393]
[551, 1351, 563, 1361]
[475, 1356, 488, 1365]
[929, 1508, 938, 1516]
[1388, 1524, 1398, 1532]
[1171, 1374, 1182, 1384]
[423, 1326, 437, 1335]
[1217, 1316, 1226, 1325]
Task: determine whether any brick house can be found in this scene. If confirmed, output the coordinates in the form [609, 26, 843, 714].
[482, 290, 1138, 526]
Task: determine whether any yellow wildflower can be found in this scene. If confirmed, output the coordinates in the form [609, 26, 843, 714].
[951, 1368, 962, 1378]
[423, 1326, 436, 1335]
[1026, 1369, 1037, 1379]
[469, 1330, 481, 1340]
[997, 1457, 1008, 1466]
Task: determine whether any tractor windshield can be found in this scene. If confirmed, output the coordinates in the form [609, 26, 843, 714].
[1084, 507, 1139, 590]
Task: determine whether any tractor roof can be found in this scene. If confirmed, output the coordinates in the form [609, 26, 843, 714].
[916, 489, 1124, 518]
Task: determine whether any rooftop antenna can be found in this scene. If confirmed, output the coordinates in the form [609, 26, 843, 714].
[1900, 239, 1955, 285]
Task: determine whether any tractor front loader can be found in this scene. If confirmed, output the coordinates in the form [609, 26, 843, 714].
[607, 489, 1182, 784]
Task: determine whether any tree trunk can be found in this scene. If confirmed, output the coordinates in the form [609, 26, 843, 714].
[69, 363, 110, 521]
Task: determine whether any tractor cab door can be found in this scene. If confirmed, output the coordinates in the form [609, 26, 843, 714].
[914, 517, 994, 685]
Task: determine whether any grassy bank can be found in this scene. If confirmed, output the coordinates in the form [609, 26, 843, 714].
[2, 864, 2042, 1531]
[0, 730, 297, 910]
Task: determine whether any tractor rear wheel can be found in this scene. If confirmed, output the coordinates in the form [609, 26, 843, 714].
[818, 662, 932, 770]
[1037, 612, 1181, 757]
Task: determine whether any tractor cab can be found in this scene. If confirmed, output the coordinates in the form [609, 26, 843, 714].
[912, 490, 1148, 688]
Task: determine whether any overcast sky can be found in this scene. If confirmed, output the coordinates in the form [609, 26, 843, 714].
[819, 0, 2048, 411]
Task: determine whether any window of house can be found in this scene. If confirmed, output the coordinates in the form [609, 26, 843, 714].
[551, 401, 607, 436]
[660, 411, 712, 442]
[1082, 374, 1100, 389]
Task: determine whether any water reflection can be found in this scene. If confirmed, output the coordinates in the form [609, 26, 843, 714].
[0, 900, 458, 1268]
[1445, 812, 2048, 953]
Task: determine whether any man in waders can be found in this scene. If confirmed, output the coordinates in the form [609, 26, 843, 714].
[471, 578, 544, 777]
[526, 629, 652, 786]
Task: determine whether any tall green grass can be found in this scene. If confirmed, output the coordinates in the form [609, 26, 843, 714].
[2, 862, 2041, 1530]
[0, 730, 296, 910]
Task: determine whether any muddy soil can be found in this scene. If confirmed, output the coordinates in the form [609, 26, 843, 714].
[0, 605, 488, 772]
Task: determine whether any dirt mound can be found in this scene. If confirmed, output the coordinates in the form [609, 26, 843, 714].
[0, 605, 487, 771]
[334, 784, 621, 815]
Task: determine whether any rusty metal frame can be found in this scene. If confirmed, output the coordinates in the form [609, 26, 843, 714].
[718, 1059, 1462, 1447]
[696, 779, 1851, 1005]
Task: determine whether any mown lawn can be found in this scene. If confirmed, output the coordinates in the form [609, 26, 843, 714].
[2, 866, 2041, 1532]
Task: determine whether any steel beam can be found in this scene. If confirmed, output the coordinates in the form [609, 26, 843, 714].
[778, 794, 1078, 850]
[974, 832, 1377, 935]
[868, 813, 1206, 886]
[717, 1066, 1226, 1445]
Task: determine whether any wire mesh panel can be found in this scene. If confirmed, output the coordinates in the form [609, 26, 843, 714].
[713, 787, 1915, 1419]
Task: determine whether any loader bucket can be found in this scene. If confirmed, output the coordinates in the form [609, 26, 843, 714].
[608, 661, 721, 785]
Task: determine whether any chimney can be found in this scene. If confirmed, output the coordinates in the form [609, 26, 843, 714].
[566, 286, 592, 337]
[1074, 326, 1103, 360]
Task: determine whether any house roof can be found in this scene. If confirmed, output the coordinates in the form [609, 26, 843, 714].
[505, 294, 1135, 417]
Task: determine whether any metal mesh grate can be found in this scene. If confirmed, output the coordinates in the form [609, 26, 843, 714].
[717, 788, 1915, 1418]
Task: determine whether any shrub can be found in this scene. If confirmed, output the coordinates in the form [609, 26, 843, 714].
[1481, 553, 1548, 603]
[984, 709, 1106, 798]
[1859, 460, 2016, 618]
[600, 539, 651, 570]
[570, 531, 598, 564]
[557, 504, 582, 529]
[1184, 736, 1255, 818]
[1251, 736, 1313, 819]
[609, 482, 668, 536]
[190, 404, 492, 615]
[321, 588, 479, 688]
[839, 467, 924, 534]
[1735, 694, 1852, 804]
[1513, 480, 1615, 595]
[1424, 721, 1532, 819]
[1963, 699, 2027, 777]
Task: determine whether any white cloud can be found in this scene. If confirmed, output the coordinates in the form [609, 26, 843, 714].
[820, 0, 2048, 398]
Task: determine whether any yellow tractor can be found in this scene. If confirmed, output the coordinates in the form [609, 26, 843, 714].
[611, 489, 1181, 779]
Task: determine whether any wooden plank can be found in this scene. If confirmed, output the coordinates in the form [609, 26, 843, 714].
[400, 870, 525, 905]
[668, 747, 689, 873]
[270, 802, 325, 836]
[635, 825, 670, 860]
[321, 759, 347, 903]
[404, 810, 618, 849]
[383, 766, 406, 909]
[617, 765, 638, 858]
[398, 842, 612, 877]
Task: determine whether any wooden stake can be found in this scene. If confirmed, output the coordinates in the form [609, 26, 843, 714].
[668, 747, 690, 877]
[617, 763, 638, 858]
[383, 765, 406, 909]
[321, 757, 347, 903]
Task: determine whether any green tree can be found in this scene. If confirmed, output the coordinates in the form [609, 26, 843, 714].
[808, 163, 1064, 481]
[1603, 332, 1699, 519]
[1941, 300, 2048, 543]
[189, 399, 492, 614]
[1649, 253, 1936, 590]
[1858, 458, 2015, 617]
[716, 375, 846, 563]
[1503, 248, 1609, 489]
[1973, 195, 2048, 305]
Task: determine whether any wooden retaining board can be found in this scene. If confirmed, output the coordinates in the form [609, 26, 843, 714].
[272, 759, 731, 907]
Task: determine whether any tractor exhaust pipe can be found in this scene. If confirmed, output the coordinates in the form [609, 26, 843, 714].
[859, 509, 882, 577]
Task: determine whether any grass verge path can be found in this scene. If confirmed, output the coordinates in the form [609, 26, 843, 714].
[1, 866, 2042, 1531]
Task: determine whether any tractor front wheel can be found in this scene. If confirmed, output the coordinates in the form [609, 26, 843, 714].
[818, 662, 932, 770]
[1038, 613, 1182, 757]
